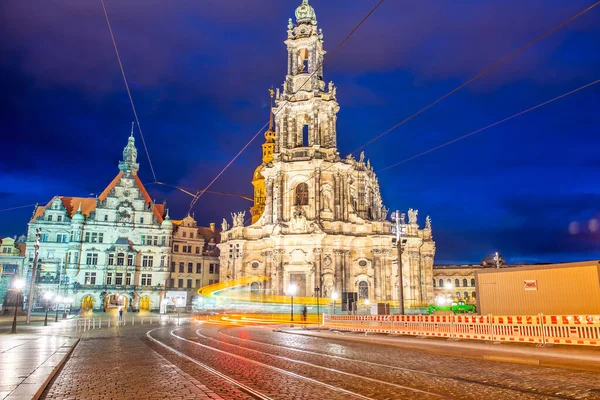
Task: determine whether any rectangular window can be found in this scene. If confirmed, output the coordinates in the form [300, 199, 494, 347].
[188, 263, 193, 273]
[108, 254, 114, 266]
[47, 250, 54, 259]
[140, 217, 144, 224]
[74, 252, 79, 264]
[182, 232, 186, 238]
[161, 236, 166, 246]
[142, 255, 150, 267]
[153, 236, 158, 246]
[40, 233, 49, 242]
[127, 254, 134, 266]
[126, 273, 132, 285]
[196, 263, 202, 274]
[209, 263, 215, 274]
[141, 273, 152, 286]
[57, 215, 63, 222]
[178, 279, 183, 288]
[196, 279, 201, 288]
[48, 215, 53, 221]
[179, 262, 184, 273]
[84, 232, 90, 242]
[196, 246, 200, 254]
[171, 261, 176, 272]
[187, 279, 192, 288]
[169, 278, 175, 288]
[189, 232, 194, 239]
[115, 273, 123, 285]
[174, 244, 179, 252]
[215, 264, 220, 275]
[91, 233, 98, 243]
[84, 272, 96, 285]
[86, 253, 98, 265]
[117, 253, 124, 266]
[106, 273, 113, 285]
[160, 255, 166, 267]
[99, 233, 103, 243]
[104, 215, 108, 222]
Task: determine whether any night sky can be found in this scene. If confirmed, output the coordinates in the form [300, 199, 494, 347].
[1, 1, 600, 264]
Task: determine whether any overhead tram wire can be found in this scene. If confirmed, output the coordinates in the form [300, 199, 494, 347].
[100, 0, 157, 183]
[147, 182, 254, 202]
[378, 79, 600, 172]
[353, 0, 600, 154]
[187, 0, 386, 215]
[245, 1, 600, 225]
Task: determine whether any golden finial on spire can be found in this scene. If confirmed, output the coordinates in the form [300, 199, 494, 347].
[268, 88, 275, 130]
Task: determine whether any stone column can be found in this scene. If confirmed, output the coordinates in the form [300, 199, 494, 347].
[276, 173, 283, 223]
[313, 248, 322, 297]
[262, 250, 273, 292]
[273, 249, 285, 295]
[314, 168, 321, 221]
[343, 250, 352, 298]
[333, 174, 340, 220]
[372, 249, 382, 301]
[333, 249, 343, 294]
[265, 178, 273, 224]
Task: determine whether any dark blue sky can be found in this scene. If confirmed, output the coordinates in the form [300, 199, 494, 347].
[1, 1, 600, 264]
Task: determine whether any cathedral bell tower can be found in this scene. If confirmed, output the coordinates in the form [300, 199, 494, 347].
[273, 0, 340, 157]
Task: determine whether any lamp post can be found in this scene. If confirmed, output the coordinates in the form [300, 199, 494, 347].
[26, 228, 42, 325]
[332, 291, 338, 315]
[11, 279, 25, 334]
[43, 292, 53, 326]
[314, 286, 320, 328]
[392, 211, 406, 315]
[54, 295, 62, 322]
[288, 284, 297, 324]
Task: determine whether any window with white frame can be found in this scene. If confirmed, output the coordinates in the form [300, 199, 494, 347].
[141, 274, 152, 286]
[115, 273, 123, 285]
[84, 272, 96, 285]
[106, 272, 113, 285]
[142, 255, 154, 267]
[86, 253, 98, 265]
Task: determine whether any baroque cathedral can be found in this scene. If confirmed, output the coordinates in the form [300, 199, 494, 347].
[218, 0, 436, 306]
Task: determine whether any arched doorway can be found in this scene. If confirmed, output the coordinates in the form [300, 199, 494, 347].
[81, 295, 94, 311]
[105, 294, 128, 311]
[358, 281, 369, 300]
[139, 296, 150, 311]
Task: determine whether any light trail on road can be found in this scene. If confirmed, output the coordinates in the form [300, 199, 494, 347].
[211, 328, 579, 400]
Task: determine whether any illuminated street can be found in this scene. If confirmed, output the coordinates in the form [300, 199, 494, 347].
[37, 321, 600, 400]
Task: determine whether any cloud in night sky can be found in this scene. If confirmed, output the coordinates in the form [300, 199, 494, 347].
[1, 0, 600, 264]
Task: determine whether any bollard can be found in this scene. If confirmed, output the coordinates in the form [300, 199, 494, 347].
[108, 318, 111, 328]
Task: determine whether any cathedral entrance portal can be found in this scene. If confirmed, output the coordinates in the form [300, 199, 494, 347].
[289, 273, 307, 297]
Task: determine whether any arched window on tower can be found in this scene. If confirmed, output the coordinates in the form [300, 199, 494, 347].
[297, 48, 309, 73]
[295, 183, 309, 206]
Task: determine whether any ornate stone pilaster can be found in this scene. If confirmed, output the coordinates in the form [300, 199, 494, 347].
[343, 250, 351, 296]
[262, 250, 273, 291]
[273, 248, 285, 294]
[276, 172, 283, 223]
[313, 248, 322, 296]
[265, 178, 274, 224]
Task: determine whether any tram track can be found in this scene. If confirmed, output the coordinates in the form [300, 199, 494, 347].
[148, 326, 450, 400]
[204, 326, 583, 400]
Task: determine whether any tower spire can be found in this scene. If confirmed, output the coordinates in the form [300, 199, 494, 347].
[119, 123, 140, 174]
[268, 88, 274, 131]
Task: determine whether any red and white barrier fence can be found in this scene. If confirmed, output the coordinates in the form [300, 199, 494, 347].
[323, 314, 600, 346]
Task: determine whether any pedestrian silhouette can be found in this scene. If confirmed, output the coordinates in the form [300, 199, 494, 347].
[118, 307, 123, 322]
[302, 305, 307, 322]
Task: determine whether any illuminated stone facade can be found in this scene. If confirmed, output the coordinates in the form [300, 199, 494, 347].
[218, 1, 436, 306]
[25, 128, 172, 312]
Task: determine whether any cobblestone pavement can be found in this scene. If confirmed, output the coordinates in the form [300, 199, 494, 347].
[42, 325, 250, 400]
[149, 324, 600, 400]
[42, 322, 600, 400]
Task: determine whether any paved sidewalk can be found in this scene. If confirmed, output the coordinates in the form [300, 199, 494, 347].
[0, 334, 79, 400]
[42, 327, 225, 400]
[282, 328, 600, 371]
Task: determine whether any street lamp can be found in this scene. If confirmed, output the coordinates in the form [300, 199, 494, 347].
[54, 295, 62, 322]
[43, 292, 53, 326]
[332, 291, 338, 315]
[11, 279, 25, 334]
[288, 284, 297, 323]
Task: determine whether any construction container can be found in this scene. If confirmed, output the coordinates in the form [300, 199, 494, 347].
[475, 261, 600, 315]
